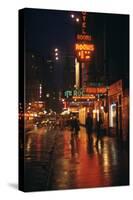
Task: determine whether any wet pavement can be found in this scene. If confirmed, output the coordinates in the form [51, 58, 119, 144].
[24, 125, 129, 192]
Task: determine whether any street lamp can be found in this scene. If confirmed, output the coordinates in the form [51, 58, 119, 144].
[70, 13, 80, 23]
[71, 14, 75, 18]
[76, 18, 80, 23]
[54, 48, 60, 61]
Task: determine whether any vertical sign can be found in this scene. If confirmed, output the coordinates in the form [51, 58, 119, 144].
[82, 12, 87, 35]
[75, 12, 94, 62]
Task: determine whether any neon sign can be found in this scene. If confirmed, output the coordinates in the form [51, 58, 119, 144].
[64, 88, 96, 100]
[75, 43, 94, 51]
[76, 34, 91, 41]
[74, 12, 94, 62]
[64, 87, 106, 99]
[85, 86, 107, 94]
[82, 12, 87, 35]
[75, 43, 94, 61]
[64, 89, 84, 98]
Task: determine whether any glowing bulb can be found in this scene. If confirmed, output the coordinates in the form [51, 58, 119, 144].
[54, 48, 58, 52]
[76, 18, 80, 22]
[71, 14, 75, 18]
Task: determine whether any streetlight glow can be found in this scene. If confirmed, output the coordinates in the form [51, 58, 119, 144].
[76, 18, 80, 22]
[55, 57, 59, 60]
[54, 48, 58, 52]
[71, 14, 75, 18]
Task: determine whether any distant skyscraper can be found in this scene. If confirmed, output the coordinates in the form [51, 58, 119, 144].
[25, 50, 44, 102]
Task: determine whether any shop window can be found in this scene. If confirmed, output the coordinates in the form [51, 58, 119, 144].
[110, 103, 116, 128]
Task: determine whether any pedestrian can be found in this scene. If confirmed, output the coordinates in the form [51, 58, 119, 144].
[85, 113, 93, 135]
[58, 116, 64, 130]
[70, 116, 80, 136]
[96, 117, 103, 146]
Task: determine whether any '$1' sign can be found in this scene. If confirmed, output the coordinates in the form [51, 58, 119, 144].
[75, 43, 94, 61]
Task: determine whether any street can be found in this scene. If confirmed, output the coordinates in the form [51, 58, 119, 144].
[18, 9, 129, 193]
[24, 124, 129, 191]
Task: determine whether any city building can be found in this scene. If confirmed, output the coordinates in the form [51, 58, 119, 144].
[108, 80, 129, 141]
[25, 50, 45, 103]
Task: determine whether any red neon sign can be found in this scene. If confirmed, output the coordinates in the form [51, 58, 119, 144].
[75, 43, 94, 61]
[75, 43, 94, 51]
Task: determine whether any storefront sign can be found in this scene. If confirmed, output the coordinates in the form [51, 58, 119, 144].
[64, 87, 106, 99]
[85, 87, 107, 94]
[73, 96, 95, 100]
[108, 80, 122, 96]
[64, 89, 84, 98]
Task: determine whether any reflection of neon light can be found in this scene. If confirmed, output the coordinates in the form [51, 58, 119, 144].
[97, 109, 99, 121]
[81, 50, 84, 59]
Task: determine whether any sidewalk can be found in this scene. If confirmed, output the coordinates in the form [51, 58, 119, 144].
[24, 126, 129, 191]
[48, 127, 129, 190]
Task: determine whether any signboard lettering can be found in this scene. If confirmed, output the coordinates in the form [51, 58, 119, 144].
[76, 34, 92, 41]
[75, 43, 94, 51]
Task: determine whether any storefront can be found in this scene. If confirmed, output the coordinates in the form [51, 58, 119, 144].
[108, 80, 129, 140]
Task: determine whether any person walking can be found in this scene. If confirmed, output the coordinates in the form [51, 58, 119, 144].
[85, 113, 93, 135]
[70, 116, 80, 136]
[85, 113, 93, 147]
[96, 117, 103, 146]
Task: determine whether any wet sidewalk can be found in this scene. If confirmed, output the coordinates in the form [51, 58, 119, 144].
[24, 126, 129, 191]
[49, 127, 129, 190]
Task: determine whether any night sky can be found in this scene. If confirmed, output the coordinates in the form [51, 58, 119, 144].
[24, 8, 78, 58]
[24, 8, 129, 85]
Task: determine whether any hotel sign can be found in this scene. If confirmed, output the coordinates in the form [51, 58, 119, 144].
[76, 34, 92, 41]
[82, 12, 87, 35]
[75, 43, 94, 61]
[75, 44, 94, 51]
[75, 12, 94, 62]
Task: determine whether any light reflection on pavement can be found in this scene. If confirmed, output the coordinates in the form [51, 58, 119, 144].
[24, 126, 129, 191]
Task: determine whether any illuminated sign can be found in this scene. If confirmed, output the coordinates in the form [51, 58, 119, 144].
[75, 43, 94, 61]
[82, 12, 87, 35]
[85, 87, 107, 94]
[73, 96, 95, 100]
[64, 89, 83, 98]
[76, 34, 91, 41]
[74, 12, 95, 62]
[75, 43, 94, 51]
[64, 87, 106, 99]
[108, 80, 122, 96]
[64, 89, 95, 100]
